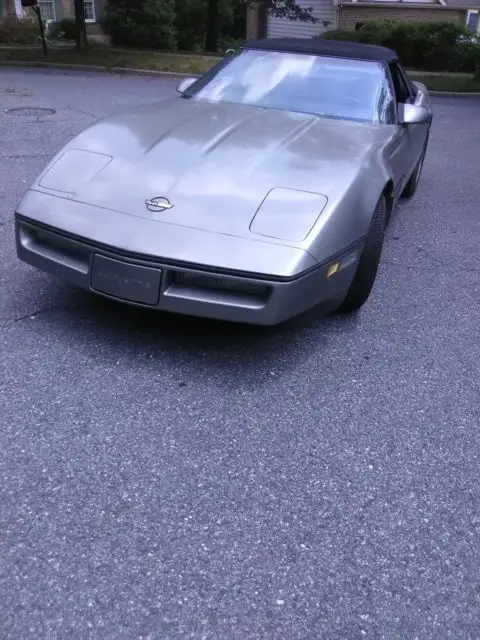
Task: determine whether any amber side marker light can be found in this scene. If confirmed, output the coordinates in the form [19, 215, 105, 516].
[326, 261, 341, 279]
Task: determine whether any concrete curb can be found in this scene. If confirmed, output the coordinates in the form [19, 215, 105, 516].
[1, 61, 480, 96]
[429, 90, 480, 97]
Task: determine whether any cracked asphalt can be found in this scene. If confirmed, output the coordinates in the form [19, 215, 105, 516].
[1, 67, 480, 639]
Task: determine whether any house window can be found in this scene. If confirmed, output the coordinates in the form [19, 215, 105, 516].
[466, 10, 479, 34]
[38, 0, 56, 22]
[84, 0, 96, 21]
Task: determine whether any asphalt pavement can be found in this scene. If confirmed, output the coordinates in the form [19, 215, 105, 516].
[1, 67, 479, 639]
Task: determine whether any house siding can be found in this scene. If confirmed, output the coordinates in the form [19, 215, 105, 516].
[58, 0, 104, 22]
[4, 0, 15, 16]
[60, 0, 73, 18]
[338, 4, 467, 30]
[267, 0, 336, 39]
[94, 0, 104, 22]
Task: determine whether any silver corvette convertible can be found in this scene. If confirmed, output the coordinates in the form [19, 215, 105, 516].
[15, 37, 432, 325]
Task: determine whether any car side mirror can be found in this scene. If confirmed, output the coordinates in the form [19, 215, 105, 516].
[398, 103, 430, 125]
[176, 77, 197, 94]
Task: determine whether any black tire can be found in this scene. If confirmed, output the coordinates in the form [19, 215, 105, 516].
[337, 195, 386, 313]
[401, 133, 429, 199]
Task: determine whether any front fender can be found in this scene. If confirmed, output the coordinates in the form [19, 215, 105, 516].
[304, 148, 391, 263]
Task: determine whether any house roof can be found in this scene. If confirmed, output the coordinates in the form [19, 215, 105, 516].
[338, 0, 479, 7]
[245, 37, 398, 62]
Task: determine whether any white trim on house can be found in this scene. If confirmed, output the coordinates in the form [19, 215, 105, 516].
[38, 0, 56, 22]
[466, 9, 479, 34]
[84, 0, 96, 23]
[14, 0, 24, 19]
[266, 0, 336, 39]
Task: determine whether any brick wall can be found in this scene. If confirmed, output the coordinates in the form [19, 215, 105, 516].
[338, 5, 467, 31]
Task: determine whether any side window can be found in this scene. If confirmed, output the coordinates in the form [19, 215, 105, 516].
[377, 75, 396, 125]
[388, 63, 411, 104]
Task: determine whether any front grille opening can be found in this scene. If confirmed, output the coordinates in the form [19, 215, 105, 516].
[172, 271, 270, 296]
[167, 271, 271, 305]
[18, 223, 90, 274]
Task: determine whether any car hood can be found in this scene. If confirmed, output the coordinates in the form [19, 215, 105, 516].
[33, 97, 394, 243]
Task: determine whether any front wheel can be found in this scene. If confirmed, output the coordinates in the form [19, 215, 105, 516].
[337, 195, 386, 313]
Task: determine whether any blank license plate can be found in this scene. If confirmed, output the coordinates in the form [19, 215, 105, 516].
[91, 254, 161, 306]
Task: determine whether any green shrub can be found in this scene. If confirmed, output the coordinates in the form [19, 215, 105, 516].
[0, 17, 39, 45]
[218, 35, 245, 53]
[323, 21, 480, 72]
[174, 0, 246, 52]
[321, 30, 360, 42]
[104, 0, 177, 50]
[175, 0, 206, 51]
[449, 41, 480, 73]
[48, 18, 76, 41]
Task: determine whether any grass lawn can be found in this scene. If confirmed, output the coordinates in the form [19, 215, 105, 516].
[408, 71, 480, 93]
[0, 46, 217, 76]
[1, 46, 479, 92]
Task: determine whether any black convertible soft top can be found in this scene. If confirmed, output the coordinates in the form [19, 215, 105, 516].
[245, 37, 398, 63]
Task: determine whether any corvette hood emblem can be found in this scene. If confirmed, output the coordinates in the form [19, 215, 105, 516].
[146, 196, 174, 212]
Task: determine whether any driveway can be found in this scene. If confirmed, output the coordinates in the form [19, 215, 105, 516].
[1, 67, 479, 639]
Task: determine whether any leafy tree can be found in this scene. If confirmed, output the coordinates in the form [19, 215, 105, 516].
[176, 0, 245, 51]
[206, 0, 315, 52]
[260, 0, 316, 22]
[206, 0, 219, 51]
[104, 0, 177, 50]
[74, 0, 87, 50]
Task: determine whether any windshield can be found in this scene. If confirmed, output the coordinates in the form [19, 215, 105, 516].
[184, 49, 395, 124]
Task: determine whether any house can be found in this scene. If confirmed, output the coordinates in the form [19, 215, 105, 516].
[337, 0, 480, 34]
[0, 0, 108, 41]
[247, 0, 480, 39]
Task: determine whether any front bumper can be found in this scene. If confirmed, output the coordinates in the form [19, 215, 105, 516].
[15, 216, 360, 325]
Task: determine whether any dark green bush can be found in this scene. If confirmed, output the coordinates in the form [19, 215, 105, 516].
[321, 30, 360, 42]
[175, 0, 206, 51]
[49, 18, 76, 41]
[323, 21, 480, 72]
[449, 41, 480, 73]
[104, 0, 177, 50]
[0, 17, 39, 45]
[102, 0, 246, 51]
[218, 35, 245, 53]
[174, 0, 245, 52]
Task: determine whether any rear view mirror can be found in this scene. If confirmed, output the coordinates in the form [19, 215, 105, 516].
[398, 103, 430, 125]
[176, 77, 197, 94]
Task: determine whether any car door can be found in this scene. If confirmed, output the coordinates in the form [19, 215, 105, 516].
[386, 61, 422, 198]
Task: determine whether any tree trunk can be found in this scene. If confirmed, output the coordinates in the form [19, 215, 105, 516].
[74, 0, 88, 51]
[205, 0, 219, 53]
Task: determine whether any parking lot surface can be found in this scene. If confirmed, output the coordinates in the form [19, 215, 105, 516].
[1, 68, 479, 639]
